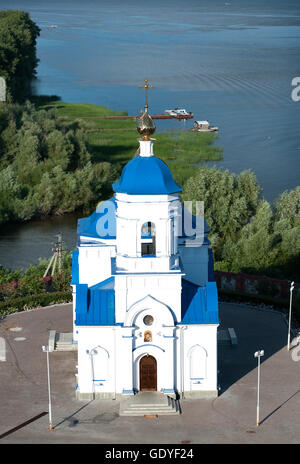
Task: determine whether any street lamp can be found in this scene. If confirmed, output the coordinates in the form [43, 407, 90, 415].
[42, 345, 54, 431]
[254, 349, 264, 427]
[287, 281, 295, 351]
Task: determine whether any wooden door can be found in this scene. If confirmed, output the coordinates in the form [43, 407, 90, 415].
[139, 355, 157, 391]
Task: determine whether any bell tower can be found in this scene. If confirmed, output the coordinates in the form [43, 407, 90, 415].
[113, 80, 182, 274]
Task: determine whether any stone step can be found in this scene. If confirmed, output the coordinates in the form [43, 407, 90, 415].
[120, 407, 180, 416]
[121, 409, 179, 416]
[126, 404, 173, 410]
[119, 393, 180, 416]
[48, 332, 77, 351]
[218, 328, 238, 346]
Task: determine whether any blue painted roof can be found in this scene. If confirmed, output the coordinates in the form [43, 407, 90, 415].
[112, 155, 182, 195]
[208, 248, 215, 282]
[180, 279, 219, 324]
[75, 277, 115, 326]
[71, 249, 79, 285]
[77, 198, 116, 239]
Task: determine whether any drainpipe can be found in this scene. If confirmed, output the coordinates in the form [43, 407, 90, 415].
[113, 327, 117, 400]
[180, 326, 188, 399]
[87, 349, 95, 400]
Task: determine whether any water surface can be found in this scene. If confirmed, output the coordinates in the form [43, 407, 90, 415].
[0, 0, 300, 268]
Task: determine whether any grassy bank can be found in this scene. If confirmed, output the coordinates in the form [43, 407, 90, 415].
[0, 98, 223, 226]
[37, 100, 223, 186]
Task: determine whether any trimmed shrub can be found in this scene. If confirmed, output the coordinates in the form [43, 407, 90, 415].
[0, 290, 72, 317]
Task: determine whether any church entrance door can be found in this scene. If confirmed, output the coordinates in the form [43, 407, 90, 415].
[139, 355, 157, 391]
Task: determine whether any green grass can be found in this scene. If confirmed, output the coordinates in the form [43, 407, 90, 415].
[37, 100, 223, 186]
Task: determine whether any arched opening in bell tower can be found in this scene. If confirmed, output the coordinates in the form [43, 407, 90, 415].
[141, 221, 156, 256]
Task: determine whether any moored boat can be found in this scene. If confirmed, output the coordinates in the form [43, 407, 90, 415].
[191, 120, 219, 132]
[164, 108, 192, 116]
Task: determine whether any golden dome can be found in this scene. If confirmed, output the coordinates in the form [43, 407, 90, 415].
[137, 109, 156, 140]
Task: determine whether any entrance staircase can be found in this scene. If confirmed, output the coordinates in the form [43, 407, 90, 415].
[48, 331, 77, 351]
[119, 392, 180, 416]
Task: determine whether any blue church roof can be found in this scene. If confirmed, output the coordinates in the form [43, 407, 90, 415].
[75, 277, 116, 326]
[74, 274, 218, 327]
[112, 155, 182, 195]
[71, 249, 79, 285]
[180, 279, 219, 325]
[77, 198, 116, 239]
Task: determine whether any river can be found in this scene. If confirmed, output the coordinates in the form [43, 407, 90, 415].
[0, 0, 300, 269]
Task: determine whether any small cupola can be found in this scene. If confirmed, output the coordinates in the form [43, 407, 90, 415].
[112, 79, 181, 196]
[137, 78, 156, 141]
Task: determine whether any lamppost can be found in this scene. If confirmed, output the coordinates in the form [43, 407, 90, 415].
[254, 349, 264, 427]
[287, 281, 295, 351]
[42, 345, 54, 431]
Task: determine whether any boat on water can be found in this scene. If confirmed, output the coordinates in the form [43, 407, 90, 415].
[191, 120, 219, 132]
[164, 108, 192, 116]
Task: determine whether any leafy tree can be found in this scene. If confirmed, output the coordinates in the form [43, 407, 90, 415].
[182, 166, 261, 259]
[273, 186, 300, 228]
[183, 166, 300, 281]
[0, 102, 117, 223]
[0, 10, 40, 101]
[220, 200, 276, 272]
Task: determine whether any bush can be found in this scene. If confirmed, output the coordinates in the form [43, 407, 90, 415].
[255, 279, 279, 298]
[0, 291, 72, 317]
[0, 102, 117, 224]
[218, 289, 300, 323]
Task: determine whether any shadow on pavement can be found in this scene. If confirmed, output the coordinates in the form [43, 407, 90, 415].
[217, 303, 289, 394]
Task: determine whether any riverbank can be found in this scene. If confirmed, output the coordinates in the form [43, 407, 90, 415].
[37, 99, 223, 186]
[0, 99, 223, 229]
[1, 99, 299, 285]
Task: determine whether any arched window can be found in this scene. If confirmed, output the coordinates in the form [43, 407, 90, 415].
[188, 345, 207, 380]
[141, 222, 156, 256]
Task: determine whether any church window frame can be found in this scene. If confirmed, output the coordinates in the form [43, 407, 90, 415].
[188, 344, 207, 380]
[143, 315, 154, 326]
[141, 221, 156, 257]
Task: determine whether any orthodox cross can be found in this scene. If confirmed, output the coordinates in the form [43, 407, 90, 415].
[138, 79, 154, 111]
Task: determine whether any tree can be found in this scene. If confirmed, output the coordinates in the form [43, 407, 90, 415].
[220, 200, 276, 273]
[182, 166, 261, 260]
[0, 102, 117, 223]
[0, 10, 40, 101]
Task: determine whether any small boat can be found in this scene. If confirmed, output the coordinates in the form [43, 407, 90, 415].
[49, 24, 58, 29]
[191, 120, 219, 132]
[164, 108, 192, 116]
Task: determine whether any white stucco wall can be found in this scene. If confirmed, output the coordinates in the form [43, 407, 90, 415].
[78, 244, 115, 286]
[114, 274, 183, 323]
[76, 321, 218, 399]
[115, 193, 181, 273]
[178, 325, 218, 397]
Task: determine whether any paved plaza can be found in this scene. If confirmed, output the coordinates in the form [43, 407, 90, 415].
[0, 301, 299, 444]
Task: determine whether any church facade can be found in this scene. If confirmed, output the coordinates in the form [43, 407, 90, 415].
[71, 104, 219, 400]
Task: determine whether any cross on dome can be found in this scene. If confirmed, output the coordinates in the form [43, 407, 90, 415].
[138, 78, 154, 112]
[137, 79, 156, 140]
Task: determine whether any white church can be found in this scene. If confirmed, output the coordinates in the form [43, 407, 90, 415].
[71, 96, 219, 401]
